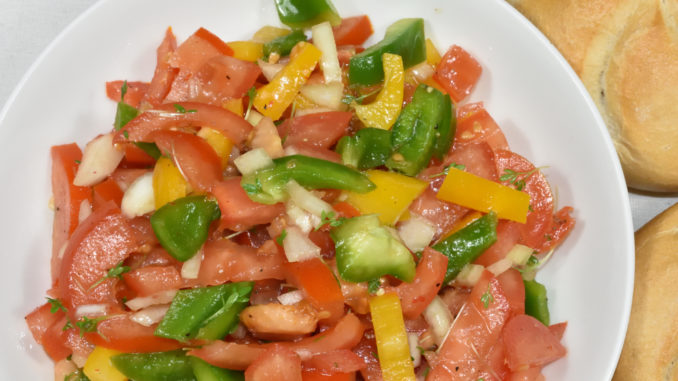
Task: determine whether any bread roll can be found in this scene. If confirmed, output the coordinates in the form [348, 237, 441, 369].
[613, 202, 678, 380]
[508, 0, 678, 192]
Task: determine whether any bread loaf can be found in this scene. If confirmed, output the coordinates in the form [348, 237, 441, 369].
[507, 0, 678, 192]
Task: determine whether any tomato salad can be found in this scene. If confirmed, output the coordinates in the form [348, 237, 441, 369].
[26, 1, 575, 380]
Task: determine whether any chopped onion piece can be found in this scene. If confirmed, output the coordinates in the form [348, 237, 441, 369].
[486, 258, 513, 276]
[408, 332, 421, 368]
[234, 148, 274, 176]
[407, 62, 435, 83]
[286, 201, 320, 234]
[54, 359, 77, 381]
[181, 248, 203, 279]
[311, 21, 342, 83]
[277, 290, 304, 305]
[71, 354, 88, 368]
[121, 172, 155, 218]
[75, 304, 107, 318]
[73, 133, 124, 186]
[300, 82, 344, 110]
[247, 110, 264, 127]
[454, 264, 485, 287]
[125, 289, 177, 311]
[397, 215, 436, 253]
[283, 226, 320, 262]
[287, 180, 333, 217]
[78, 199, 92, 224]
[251, 117, 284, 158]
[130, 305, 170, 327]
[423, 296, 452, 346]
[506, 243, 535, 266]
[258, 59, 284, 82]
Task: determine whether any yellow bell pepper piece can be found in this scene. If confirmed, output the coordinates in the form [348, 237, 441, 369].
[251, 25, 291, 43]
[369, 293, 416, 381]
[353, 53, 404, 130]
[437, 167, 530, 223]
[197, 127, 234, 169]
[153, 156, 188, 209]
[253, 42, 322, 120]
[83, 346, 127, 381]
[425, 38, 442, 66]
[344, 170, 427, 225]
[222, 97, 244, 116]
[226, 41, 264, 62]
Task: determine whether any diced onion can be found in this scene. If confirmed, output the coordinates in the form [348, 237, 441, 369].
[486, 258, 513, 276]
[397, 215, 436, 253]
[54, 359, 77, 381]
[75, 304, 107, 318]
[454, 264, 485, 287]
[234, 148, 274, 176]
[283, 226, 320, 262]
[407, 62, 435, 83]
[78, 198, 92, 224]
[130, 305, 170, 327]
[125, 289, 177, 311]
[258, 59, 284, 82]
[181, 248, 203, 279]
[408, 333, 422, 368]
[251, 117, 284, 158]
[300, 82, 344, 110]
[311, 21, 342, 83]
[287, 180, 333, 217]
[247, 110, 264, 127]
[506, 244, 535, 266]
[277, 290, 304, 305]
[121, 172, 155, 218]
[286, 201, 320, 234]
[73, 133, 124, 186]
[423, 296, 452, 346]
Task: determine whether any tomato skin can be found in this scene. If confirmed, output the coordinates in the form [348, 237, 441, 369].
[502, 314, 567, 371]
[150, 129, 222, 192]
[333, 15, 373, 46]
[278, 112, 353, 149]
[393, 247, 448, 320]
[51, 144, 92, 282]
[303, 350, 365, 374]
[106, 80, 149, 107]
[86, 314, 183, 353]
[58, 202, 140, 315]
[245, 345, 303, 381]
[213, 177, 285, 231]
[122, 265, 183, 296]
[199, 239, 285, 285]
[433, 45, 482, 103]
[284, 258, 345, 324]
[143, 27, 179, 106]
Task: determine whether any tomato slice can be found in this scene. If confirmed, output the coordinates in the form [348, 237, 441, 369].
[502, 314, 567, 371]
[303, 350, 365, 374]
[333, 15, 373, 46]
[284, 258, 345, 324]
[213, 177, 285, 231]
[453, 102, 509, 152]
[115, 102, 252, 145]
[86, 314, 183, 353]
[278, 112, 353, 149]
[433, 45, 482, 103]
[122, 265, 183, 296]
[199, 239, 285, 285]
[105, 81, 149, 107]
[150, 129, 222, 192]
[143, 27, 179, 106]
[393, 247, 448, 320]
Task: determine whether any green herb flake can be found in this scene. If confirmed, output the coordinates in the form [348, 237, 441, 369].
[368, 278, 381, 294]
[480, 284, 494, 309]
[88, 261, 130, 291]
[315, 210, 346, 231]
[122, 130, 129, 139]
[74, 159, 81, 164]
[242, 178, 263, 195]
[429, 163, 465, 179]
[499, 167, 546, 191]
[341, 87, 381, 105]
[46, 297, 67, 314]
[245, 86, 257, 119]
[75, 316, 107, 338]
[120, 80, 128, 101]
[276, 229, 287, 246]
[173, 104, 197, 114]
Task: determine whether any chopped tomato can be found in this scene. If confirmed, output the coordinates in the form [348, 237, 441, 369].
[303, 350, 365, 374]
[110, 168, 150, 191]
[278, 112, 353, 149]
[352, 331, 382, 381]
[502, 314, 567, 371]
[122, 144, 156, 167]
[51, 144, 92, 282]
[496, 268, 526, 318]
[453, 102, 509, 152]
[150, 129, 222, 192]
[332, 201, 361, 218]
[287, 143, 342, 163]
[143, 27, 179, 106]
[542, 206, 576, 253]
[86, 314, 183, 353]
[213, 177, 285, 231]
[428, 271, 510, 380]
[333, 16, 373, 46]
[58, 202, 140, 315]
[190, 342, 265, 370]
[168, 27, 233, 73]
[308, 230, 336, 259]
[302, 370, 355, 381]
[199, 239, 285, 285]
[393, 247, 448, 320]
[245, 345, 302, 381]
[548, 322, 568, 341]
[474, 220, 521, 266]
[92, 178, 124, 210]
[122, 265, 183, 296]
[115, 102, 252, 145]
[284, 258, 345, 324]
[251, 279, 283, 305]
[25, 303, 70, 361]
[433, 45, 482, 103]
[506, 367, 545, 381]
[446, 142, 499, 181]
[105, 81, 149, 107]
[477, 337, 509, 381]
[409, 187, 468, 238]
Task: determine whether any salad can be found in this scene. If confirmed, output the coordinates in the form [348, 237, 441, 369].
[25, 0, 576, 380]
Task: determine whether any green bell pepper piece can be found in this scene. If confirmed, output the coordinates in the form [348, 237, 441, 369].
[134, 141, 162, 160]
[111, 350, 196, 381]
[433, 212, 498, 283]
[336, 127, 393, 170]
[150, 195, 221, 262]
[190, 357, 244, 381]
[155, 282, 253, 342]
[524, 279, 550, 326]
[263, 29, 307, 60]
[386, 84, 452, 176]
[114, 81, 139, 131]
[348, 18, 426, 85]
[241, 155, 375, 204]
[432, 93, 455, 160]
[274, 0, 341, 29]
[331, 214, 416, 283]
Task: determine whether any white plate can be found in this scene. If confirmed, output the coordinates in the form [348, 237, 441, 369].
[0, 0, 633, 379]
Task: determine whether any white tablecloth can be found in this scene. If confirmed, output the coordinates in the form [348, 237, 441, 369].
[2, 0, 676, 231]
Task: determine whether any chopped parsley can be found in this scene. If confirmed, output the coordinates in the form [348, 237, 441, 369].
[120, 80, 128, 101]
[276, 229, 287, 246]
[315, 210, 346, 231]
[499, 167, 545, 191]
[89, 261, 130, 290]
[46, 297, 67, 314]
[74, 316, 107, 338]
[480, 284, 494, 309]
[341, 88, 381, 105]
[428, 163, 465, 178]
[173, 104, 197, 113]
[245, 86, 257, 119]
[242, 178, 263, 195]
[368, 278, 381, 294]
